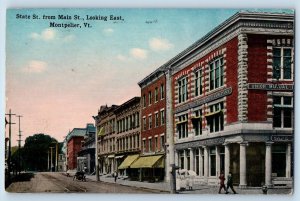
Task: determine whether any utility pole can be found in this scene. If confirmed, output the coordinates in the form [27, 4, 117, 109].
[47, 150, 50, 171]
[17, 115, 23, 175]
[55, 142, 58, 172]
[49, 147, 54, 172]
[5, 109, 16, 183]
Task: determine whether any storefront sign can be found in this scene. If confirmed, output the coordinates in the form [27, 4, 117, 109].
[271, 135, 293, 142]
[248, 83, 294, 91]
[175, 87, 232, 114]
[175, 137, 225, 150]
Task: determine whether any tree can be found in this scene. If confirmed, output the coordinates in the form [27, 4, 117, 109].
[22, 134, 58, 171]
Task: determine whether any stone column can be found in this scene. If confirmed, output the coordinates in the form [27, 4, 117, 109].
[175, 150, 179, 166]
[224, 143, 230, 180]
[265, 142, 273, 187]
[199, 148, 203, 176]
[216, 146, 220, 176]
[286, 143, 291, 178]
[203, 146, 209, 180]
[184, 149, 188, 170]
[239, 142, 247, 188]
[190, 148, 194, 171]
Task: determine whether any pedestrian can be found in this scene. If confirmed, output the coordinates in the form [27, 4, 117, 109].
[218, 170, 228, 194]
[226, 171, 237, 194]
[114, 171, 118, 182]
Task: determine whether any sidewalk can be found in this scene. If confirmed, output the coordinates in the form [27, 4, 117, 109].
[85, 174, 292, 195]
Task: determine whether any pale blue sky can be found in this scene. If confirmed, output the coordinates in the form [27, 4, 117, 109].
[6, 8, 293, 145]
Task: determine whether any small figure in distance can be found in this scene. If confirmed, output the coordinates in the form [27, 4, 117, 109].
[227, 171, 237, 194]
[218, 170, 228, 194]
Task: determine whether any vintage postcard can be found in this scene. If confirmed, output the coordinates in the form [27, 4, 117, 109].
[5, 8, 294, 194]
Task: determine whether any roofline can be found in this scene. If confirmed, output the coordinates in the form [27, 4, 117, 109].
[138, 11, 294, 86]
[114, 96, 141, 113]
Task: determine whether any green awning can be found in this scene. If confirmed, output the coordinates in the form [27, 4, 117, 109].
[205, 110, 223, 117]
[130, 155, 164, 168]
[118, 154, 139, 169]
[98, 127, 105, 136]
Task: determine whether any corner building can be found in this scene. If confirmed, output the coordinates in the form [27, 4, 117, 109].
[169, 12, 294, 187]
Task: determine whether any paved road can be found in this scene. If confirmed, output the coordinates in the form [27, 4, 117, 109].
[6, 172, 164, 193]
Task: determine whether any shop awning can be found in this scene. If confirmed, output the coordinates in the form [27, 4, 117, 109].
[118, 154, 139, 169]
[98, 127, 105, 136]
[130, 155, 164, 169]
[115, 155, 124, 159]
[175, 120, 188, 125]
[205, 110, 223, 117]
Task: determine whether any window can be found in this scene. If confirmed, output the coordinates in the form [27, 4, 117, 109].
[155, 87, 158, 102]
[136, 112, 139, 127]
[148, 138, 152, 152]
[160, 110, 165, 125]
[273, 47, 292, 80]
[272, 144, 286, 177]
[155, 112, 159, 127]
[148, 91, 152, 105]
[148, 115, 152, 129]
[195, 70, 203, 96]
[206, 102, 224, 133]
[160, 84, 165, 100]
[155, 137, 158, 152]
[195, 149, 199, 175]
[219, 147, 225, 172]
[210, 147, 216, 176]
[177, 114, 188, 139]
[187, 150, 190, 170]
[143, 139, 146, 152]
[160, 135, 165, 151]
[273, 96, 293, 128]
[192, 109, 202, 136]
[209, 57, 224, 90]
[143, 117, 146, 131]
[143, 94, 146, 108]
[179, 150, 184, 169]
[178, 77, 188, 103]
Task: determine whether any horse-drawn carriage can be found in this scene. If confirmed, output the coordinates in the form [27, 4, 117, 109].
[73, 171, 86, 181]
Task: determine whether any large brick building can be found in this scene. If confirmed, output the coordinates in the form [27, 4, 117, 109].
[137, 71, 166, 181]
[166, 12, 294, 187]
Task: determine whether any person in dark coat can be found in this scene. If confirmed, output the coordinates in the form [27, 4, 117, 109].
[218, 170, 228, 194]
[114, 171, 118, 182]
[226, 171, 237, 194]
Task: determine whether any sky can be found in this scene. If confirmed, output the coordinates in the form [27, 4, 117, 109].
[5, 8, 293, 146]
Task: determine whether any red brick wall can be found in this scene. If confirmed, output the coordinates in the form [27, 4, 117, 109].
[172, 37, 239, 129]
[247, 34, 268, 122]
[141, 75, 166, 152]
[67, 136, 84, 170]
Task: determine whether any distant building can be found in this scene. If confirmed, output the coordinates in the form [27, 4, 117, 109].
[66, 128, 86, 170]
[77, 123, 96, 174]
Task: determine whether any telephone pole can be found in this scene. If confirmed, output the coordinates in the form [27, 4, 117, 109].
[5, 109, 16, 183]
[49, 147, 54, 172]
[55, 142, 58, 172]
[17, 115, 23, 175]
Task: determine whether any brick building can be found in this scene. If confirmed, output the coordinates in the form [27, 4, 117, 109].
[165, 12, 294, 187]
[66, 128, 86, 170]
[137, 71, 166, 182]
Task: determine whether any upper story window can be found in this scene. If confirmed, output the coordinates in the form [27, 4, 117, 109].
[178, 77, 188, 103]
[148, 115, 152, 129]
[160, 84, 165, 100]
[160, 110, 165, 125]
[155, 112, 159, 127]
[143, 94, 146, 108]
[195, 69, 203, 97]
[143, 117, 146, 131]
[273, 47, 293, 80]
[155, 87, 158, 103]
[148, 91, 152, 105]
[192, 109, 202, 136]
[273, 96, 293, 128]
[209, 57, 224, 91]
[177, 114, 188, 139]
[206, 102, 224, 133]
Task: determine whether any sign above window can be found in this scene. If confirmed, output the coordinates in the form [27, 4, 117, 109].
[248, 83, 294, 91]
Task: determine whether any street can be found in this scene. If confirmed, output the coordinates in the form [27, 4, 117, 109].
[5, 172, 165, 193]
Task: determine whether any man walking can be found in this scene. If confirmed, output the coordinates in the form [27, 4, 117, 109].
[227, 172, 237, 194]
[218, 170, 228, 194]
